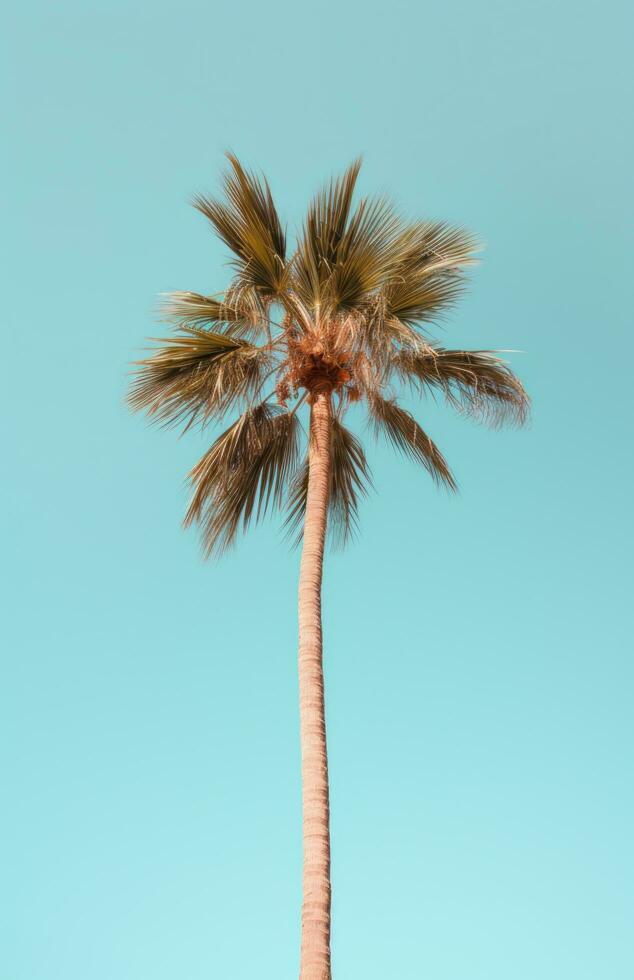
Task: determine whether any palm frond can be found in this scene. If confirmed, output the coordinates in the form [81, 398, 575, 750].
[185, 404, 300, 556]
[329, 418, 373, 543]
[161, 286, 269, 340]
[368, 393, 456, 490]
[193, 154, 287, 297]
[353, 301, 422, 382]
[381, 222, 479, 327]
[286, 418, 372, 547]
[293, 161, 405, 313]
[326, 197, 404, 312]
[393, 347, 530, 426]
[383, 273, 466, 327]
[400, 221, 480, 274]
[284, 460, 310, 545]
[293, 159, 361, 309]
[127, 327, 272, 429]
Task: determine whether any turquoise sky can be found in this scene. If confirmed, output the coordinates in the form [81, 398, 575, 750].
[3, 1, 633, 977]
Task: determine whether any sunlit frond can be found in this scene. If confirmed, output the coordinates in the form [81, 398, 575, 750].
[368, 393, 456, 490]
[293, 159, 361, 309]
[286, 418, 372, 547]
[193, 154, 287, 297]
[185, 404, 300, 556]
[383, 273, 466, 327]
[352, 301, 421, 382]
[381, 221, 479, 327]
[161, 286, 269, 340]
[400, 221, 480, 274]
[393, 346, 530, 426]
[293, 160, 405, 314]
[128, 327, 272, 429]
[326, 197, 403, 312]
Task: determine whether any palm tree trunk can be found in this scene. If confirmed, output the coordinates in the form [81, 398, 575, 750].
[298, 390, 332, 980]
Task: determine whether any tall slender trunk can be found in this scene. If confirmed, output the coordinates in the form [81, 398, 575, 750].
[298, 390, 332, 980]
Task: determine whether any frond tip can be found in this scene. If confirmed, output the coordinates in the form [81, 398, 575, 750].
[394, 347, 530, 426]
[193, 153, 287, 297]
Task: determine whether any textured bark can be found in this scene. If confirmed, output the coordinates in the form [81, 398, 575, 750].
[298, 391, 332, 979]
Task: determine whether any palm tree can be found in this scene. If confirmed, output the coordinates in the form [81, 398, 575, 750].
[128, 155, 529, 979]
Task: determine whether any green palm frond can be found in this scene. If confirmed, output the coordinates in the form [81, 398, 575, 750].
[161, 286, 269, 340]
[185, 404, 300, 556]
[383, 273, 466, 327]
[293, 161, 404, 314]
[381, 222, 479, 327]
[400, 221, 480, 274]
[368, 393, 456, 490]
[293, 159, 361, 309]
[393, 346, 530, 426]
[286, 418, 372, 547]
[326, 197, 403, 312]
[193, 154, 287, 298]
[128, 327, 272, 429]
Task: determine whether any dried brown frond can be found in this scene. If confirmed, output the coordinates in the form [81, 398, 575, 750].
[285, 418, 372, 547]
[193, 154, 287, 298]
[127, 327, 272, 429]
[393, 347, 530, 426]
[185, 404, 300, 556]
[368, 393, 457, 490]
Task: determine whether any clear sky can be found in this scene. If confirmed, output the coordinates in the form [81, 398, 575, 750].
[3, 0, 633, 977]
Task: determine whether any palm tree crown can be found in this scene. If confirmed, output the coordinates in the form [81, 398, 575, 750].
[129, 155, 528, 554]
